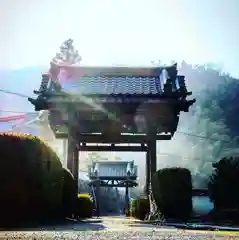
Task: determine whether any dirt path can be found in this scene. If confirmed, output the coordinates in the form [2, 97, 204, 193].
[0, 216, 238, 239]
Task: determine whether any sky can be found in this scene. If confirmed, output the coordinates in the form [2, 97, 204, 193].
[1, 0, 239, 77]
[1, 0, 239, 186]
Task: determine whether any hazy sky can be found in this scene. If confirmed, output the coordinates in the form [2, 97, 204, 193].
[1, 0, 239, 184]
[1, 0, 239, 76]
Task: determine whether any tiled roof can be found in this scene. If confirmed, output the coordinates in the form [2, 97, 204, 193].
[59, 76, 162, 95]
[44, 63, 180, 95]
[38, 63, 185, 96]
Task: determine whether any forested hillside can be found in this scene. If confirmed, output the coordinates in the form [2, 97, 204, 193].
[156, 62, 239, 188]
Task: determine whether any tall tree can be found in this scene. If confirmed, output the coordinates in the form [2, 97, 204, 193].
[52, 38, 82, 65]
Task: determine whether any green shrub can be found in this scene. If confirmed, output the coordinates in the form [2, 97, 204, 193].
[75, 193, 93, 219]
[0, 132, 63, 227]
[62, 168, 76, 217]
[130, 199, 137, 217]
[151, 167, 193, 221]
[208, 156, 239, 211]
[130, 197, 150, 220]
[208, 208, 239, 224]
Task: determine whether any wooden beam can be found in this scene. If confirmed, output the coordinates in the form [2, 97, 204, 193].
[156, 134, 172, 140]
[89, 176, 137, 181]
[55, 133, 172, 142]
[192, 189, 209, 196]
[78, 145, 147, 152]
[89, 183, 137, 187]
[76, 134, 149, 143]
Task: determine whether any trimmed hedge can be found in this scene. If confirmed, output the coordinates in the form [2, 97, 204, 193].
[208, 209, 239, 224]
[75, 193, 93, 219]
[0, 132, 63, 226]
[130, 197, 150, 220]
[151, 167, 193, 221]
[208, 156, 239, 211]
[62, 168, 76, 217]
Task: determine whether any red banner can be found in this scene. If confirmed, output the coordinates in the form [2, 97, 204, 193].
[0, 114, 26, 122]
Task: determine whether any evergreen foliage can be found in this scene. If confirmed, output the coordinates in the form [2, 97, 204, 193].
[156, 62, 239, 189]
[0, 132, 63, 227]
[130, 197, 150, 220]
[61, 168, 76, 217]
[151, 167, 193, 221]
[75, 193, 94, 219]
[208, 156, 239, 210]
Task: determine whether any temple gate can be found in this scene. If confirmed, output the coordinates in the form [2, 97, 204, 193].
[29, 60, 195, 205]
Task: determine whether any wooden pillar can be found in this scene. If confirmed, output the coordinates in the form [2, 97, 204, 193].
[62, 139, 68, 168]
[67, 135, 74, 173]
[146, 137, 157, 220]
[145, 150, 151, 195]
[72, 147, 79, 180]
[125, 183, 130, 217]
[149, 139, 157, 179]
[72, 146, 79, 196]
[67, 110, 77, 173]
[95, 180, 100, 217]
[67, 128, 79, 202]
[146, 138, 157, 195]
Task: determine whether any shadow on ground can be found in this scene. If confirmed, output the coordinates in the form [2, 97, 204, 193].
[128, 221, 239, 232]
[1, 219, 106, 232]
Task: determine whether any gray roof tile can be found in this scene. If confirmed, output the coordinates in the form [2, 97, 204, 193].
[59, 76, 162, 95]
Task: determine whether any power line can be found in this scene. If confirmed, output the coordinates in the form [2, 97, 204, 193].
[0, 110, 35, 114]
[0, 87, 233, 162]
[0, 119, 229, 162]
[0, 87, 236, 144]
[0, 88, 30, 98]
[0, 109, 235, 144]
[176, 131, 234, 144]
[158, 152, 206, 162]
